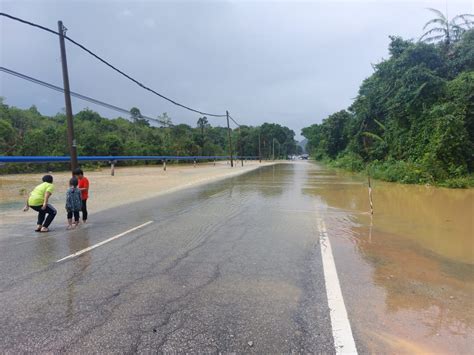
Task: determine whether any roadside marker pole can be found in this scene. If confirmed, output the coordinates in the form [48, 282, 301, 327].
[163, 159, 167, 171]
[109, 160, 116, 176]
[58, 20, 78, 173]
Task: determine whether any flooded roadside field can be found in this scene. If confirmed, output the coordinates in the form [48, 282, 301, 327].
[304, 163, 474, 353]
[0, 161, 268, 222]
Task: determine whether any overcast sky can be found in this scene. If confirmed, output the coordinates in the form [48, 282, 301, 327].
[1, 0, 472, 139]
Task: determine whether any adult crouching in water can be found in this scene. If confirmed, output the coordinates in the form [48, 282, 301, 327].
[23, 174, 57, 232]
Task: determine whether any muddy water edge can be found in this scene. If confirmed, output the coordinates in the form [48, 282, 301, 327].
[304, 161, 474, 353]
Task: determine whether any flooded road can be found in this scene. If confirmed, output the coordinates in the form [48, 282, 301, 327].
[0, 162, 472, 353]
[304, 163, 474, 353]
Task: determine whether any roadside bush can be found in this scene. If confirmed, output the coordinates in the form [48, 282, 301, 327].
[438, 176, 474, 188]
[369, 159, 432, 184]
[330, 153, 365, 172]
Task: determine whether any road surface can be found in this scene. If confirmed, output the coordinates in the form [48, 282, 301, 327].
[1, 162, 356, 353]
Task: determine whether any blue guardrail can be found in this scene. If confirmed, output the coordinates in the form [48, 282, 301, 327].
[0, 156, 259, 164]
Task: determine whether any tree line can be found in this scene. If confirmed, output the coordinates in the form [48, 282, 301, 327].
[302, 10, 473, 188]
[0, 100, 300, 173]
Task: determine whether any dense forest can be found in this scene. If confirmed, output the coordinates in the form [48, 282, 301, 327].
[0, 102, 299, 173]
[302, 12, 473, 188]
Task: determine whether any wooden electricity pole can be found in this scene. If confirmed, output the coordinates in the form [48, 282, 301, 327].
[58, 20, 78, 172]
[239, 127, 243, 167]
[226, 110, 234, 167]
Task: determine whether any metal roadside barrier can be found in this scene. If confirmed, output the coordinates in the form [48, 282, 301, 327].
[0, 155, 262, 175]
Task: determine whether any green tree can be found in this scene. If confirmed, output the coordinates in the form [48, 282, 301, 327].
[130, 107, 142, 120]
[158, 112, 173, 127]
[196, 116, 210, 151]
[303, 27, 474, 187]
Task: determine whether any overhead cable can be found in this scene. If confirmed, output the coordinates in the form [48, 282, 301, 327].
[0, 66, 170, 125]
[0, 12, 59, 36]
[228, 115, 241, 127]
[0, 12, 227, 118]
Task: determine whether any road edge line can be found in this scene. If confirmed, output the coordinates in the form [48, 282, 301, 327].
[317, 216, 358, 354]
[56, 220, 154, 262]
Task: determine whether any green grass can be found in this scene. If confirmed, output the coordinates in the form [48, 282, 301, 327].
[319, 154, 473, 189]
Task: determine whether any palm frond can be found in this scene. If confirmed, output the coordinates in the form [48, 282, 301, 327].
[412, 82, 428, 102]
[426, 8, 447, 21]
[451, 24, 467, 33]
[421, 27, 446, 35]
[452, 13, 474, 20]
[420, 27, 446, 41]
[422, 34, 446, 43]
[373, 119, 386, 131]
[362, 131, 384, 143]
[451, 26, 468, 41]
[423, 18, 447, 30]
[452, 14, 474, 27]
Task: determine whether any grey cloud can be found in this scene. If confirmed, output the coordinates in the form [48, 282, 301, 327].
[1, 0, 472, 139]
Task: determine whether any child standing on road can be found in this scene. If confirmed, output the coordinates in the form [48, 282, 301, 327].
[73, 168, 90, 223]
[66, 177, 82, 230]
[23, 175, 57, 232]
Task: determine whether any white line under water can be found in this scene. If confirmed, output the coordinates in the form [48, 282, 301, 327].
[56, 221, 154, 262]
[317, 215, 358, 354]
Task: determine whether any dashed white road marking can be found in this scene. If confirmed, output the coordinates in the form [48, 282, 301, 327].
[317, 214, 358, 354]
[56, 221, 153, 262]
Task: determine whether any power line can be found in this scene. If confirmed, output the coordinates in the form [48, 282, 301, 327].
[228, 115, 241, 127]
[0, 12, 59, 36]
[0, 12, 227, 118]
[0, 66, 171, 125]
[63, 35, 227, 118]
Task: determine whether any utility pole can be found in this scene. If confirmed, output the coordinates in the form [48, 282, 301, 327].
[258, 132, 262, 163]
[239, 127, 243, 167]
[226, 110, 233, 167]
[58, 20, 78, 172]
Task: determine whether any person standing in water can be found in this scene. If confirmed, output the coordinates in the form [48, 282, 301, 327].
[73, 168, 89, 223]
[23, 174, 57, 232]
[65, 177, 82, 230]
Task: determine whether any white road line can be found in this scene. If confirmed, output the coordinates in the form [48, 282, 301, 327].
[56, 221, 153, 263]
[317, 215, 358, 354]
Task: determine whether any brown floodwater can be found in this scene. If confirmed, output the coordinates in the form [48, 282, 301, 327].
[1, 162, 472, 353]
[302, 162, 474, 354]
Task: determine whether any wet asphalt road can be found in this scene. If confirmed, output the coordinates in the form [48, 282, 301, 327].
[0, 163, 337, 353]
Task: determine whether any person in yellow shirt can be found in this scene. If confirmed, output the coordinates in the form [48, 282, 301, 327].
[23, 175, 57, 232]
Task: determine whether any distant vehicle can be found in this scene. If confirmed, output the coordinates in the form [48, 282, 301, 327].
[300, 154, 309, 160]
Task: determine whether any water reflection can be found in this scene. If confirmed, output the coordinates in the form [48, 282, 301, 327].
[66, 229, 91, 320]
[304, 165, 474, 264]
[34, 237, 58, 267]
